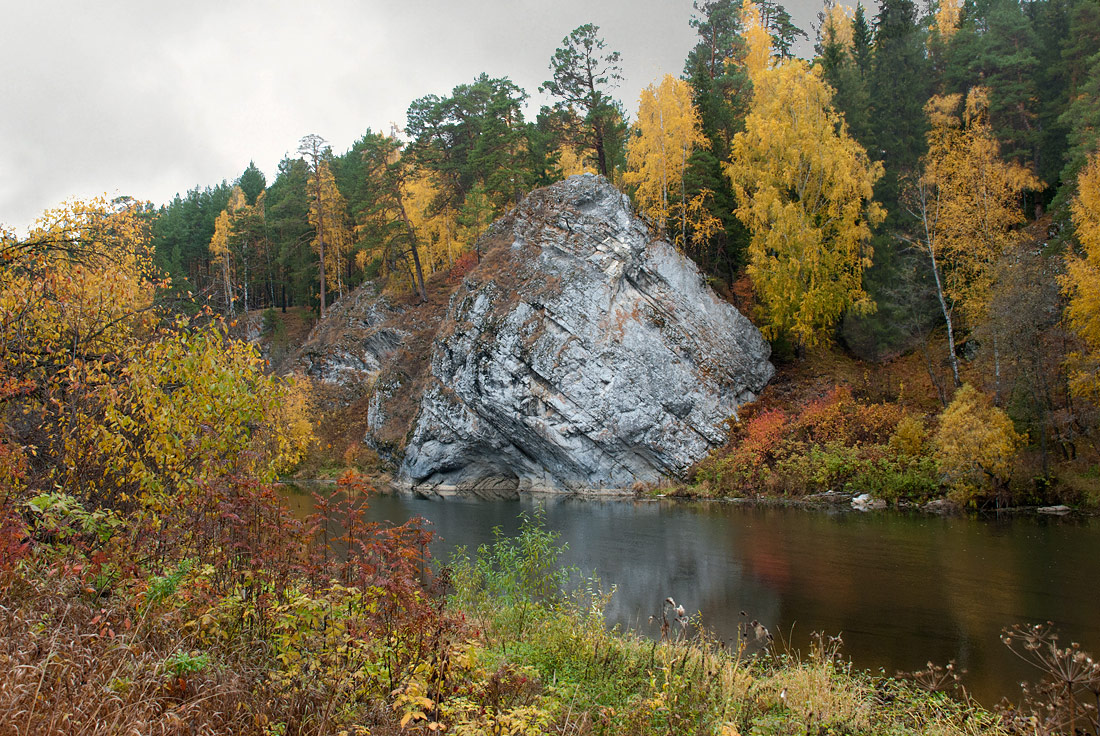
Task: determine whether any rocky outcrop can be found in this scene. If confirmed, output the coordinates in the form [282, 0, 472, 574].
[296, 285, 407, 390]
[397, 174, 773, 493]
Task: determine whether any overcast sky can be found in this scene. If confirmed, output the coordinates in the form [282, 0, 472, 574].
[2, 0, 839, 234]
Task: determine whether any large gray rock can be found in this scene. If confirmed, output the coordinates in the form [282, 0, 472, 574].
[398, 174, 773, 493]
[296, 285, 406, 389]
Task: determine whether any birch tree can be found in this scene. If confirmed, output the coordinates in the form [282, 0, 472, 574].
[903, 88, 1039, 389]
[624, 74, 709, 241]
[726, 9, 884, 348]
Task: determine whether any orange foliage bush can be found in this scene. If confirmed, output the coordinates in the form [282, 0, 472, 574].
[792, 386, 906, 445]
[693, 388, 937, 500]
[447, 250, 480, 283]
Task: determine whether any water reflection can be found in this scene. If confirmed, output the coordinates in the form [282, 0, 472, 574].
[281, 486, 1098, 705]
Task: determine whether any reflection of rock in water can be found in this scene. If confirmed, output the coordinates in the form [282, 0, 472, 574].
[546, 498, 783, 651]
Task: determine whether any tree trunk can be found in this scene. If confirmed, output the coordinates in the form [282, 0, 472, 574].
[928, 247, 961, 389]
[396, 197, 428, 302]
[222, 256, 233, 316]
[318, 229, 326, 317]
[594, 124, 608, 178]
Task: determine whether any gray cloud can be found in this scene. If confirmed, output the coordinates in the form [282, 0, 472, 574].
[2, 0, 849, 233]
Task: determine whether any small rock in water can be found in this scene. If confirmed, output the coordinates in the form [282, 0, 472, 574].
[922, 498, 959, 514]
[851, 493, 886, 511]
[1037, 505, 1072, 515]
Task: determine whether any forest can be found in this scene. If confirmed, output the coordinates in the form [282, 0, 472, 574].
[1, 0, 1100, 733]
[141, 0, 1100, 507]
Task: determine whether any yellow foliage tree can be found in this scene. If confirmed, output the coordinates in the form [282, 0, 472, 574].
[934, 383, 1024, 500]
[555, 145, 598, 178]
[209, 186, 247, 315]
[931, 0, 962, 42]
[1062, 153, 1100, 404]
[403, 171, 460, 276]
[0, 197, 159, 397]
[741, 1, 773, 79]
[726, 58, 883, 348]
[0, 198, 311, 509]
[905, 88, 1040, 386]
[821, 4, 854, 50]
[308, 160, 353, 308]
[95, 323, 310, 503]
[670, 188, 724, 256]
[624, 74, 709, 241]
[354, 132, 428, 301]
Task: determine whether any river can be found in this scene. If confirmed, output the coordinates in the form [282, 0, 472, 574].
[281, 485, 1099, 706]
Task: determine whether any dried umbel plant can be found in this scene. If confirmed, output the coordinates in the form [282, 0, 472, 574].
[650, 596, 689, 641]
[809, 631, 846, 668]
[1001, 621, 1100, 736]
[900, 659, 966, 695]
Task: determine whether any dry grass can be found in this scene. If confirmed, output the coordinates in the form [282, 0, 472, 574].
[0, 579, 268, 736]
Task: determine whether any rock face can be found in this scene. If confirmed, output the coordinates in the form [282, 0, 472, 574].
[398, 174, 773, 493]
[296, 285, 406, 390]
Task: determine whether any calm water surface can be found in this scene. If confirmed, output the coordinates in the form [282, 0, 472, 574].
[282, 487, 1098, 705]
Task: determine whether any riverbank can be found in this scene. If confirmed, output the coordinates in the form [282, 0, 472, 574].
[436, 515, 1010, 735]
[284, 471, 1096, 518]
[281, 478, 1100, 708]
[3, 486, 1024, 736]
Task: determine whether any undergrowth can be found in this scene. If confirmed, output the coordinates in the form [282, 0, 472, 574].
[692, 386, 943, 503]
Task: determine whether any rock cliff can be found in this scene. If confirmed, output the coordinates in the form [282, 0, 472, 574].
[292, 175, 773, 492]
[396, 174, 773, 493]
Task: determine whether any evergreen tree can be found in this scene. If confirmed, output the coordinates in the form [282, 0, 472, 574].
[816, 2, 872, 147]
[150, 182, 232, 296]
[265, 156, 314, 311]
[869, 0, 930, 218]
[727, 16, 883, 349]
[1026, 0, 1074, 194]
[756, 0, 808, 58]
[353, 131, 428, 301]
[540, 24, 623, 177]
[406, 74, 530, 214]
[238, 161, 266, 206]
[851, 2, 874, 76]
[841, 0, 931, 361]
[681, 0, 754, 277]
[955, 0, 1042, 169]
[1054, 1, 1100, 208]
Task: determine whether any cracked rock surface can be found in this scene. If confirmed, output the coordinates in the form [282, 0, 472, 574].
[398, 174, 773, 494]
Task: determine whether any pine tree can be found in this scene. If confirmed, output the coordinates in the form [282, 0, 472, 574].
[354, 131, 428, 302]
[681, 0, 754, 276]
[265, 156, 313, 311]
[238, 161, 266, 206]
[869, 0, 930, 214]
[817, 2, 872, 146]
[851, 2, 873, 76]
[540, 24, 623, 177]
[406, 74, 530, 214]
[1055, 1, 1100, 207]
